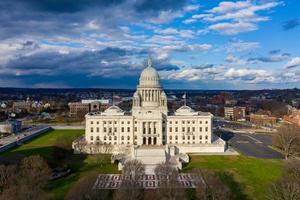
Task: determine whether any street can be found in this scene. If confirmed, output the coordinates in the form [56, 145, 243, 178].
[219, 131, 283, 159]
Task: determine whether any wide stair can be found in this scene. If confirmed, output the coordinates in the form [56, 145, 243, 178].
[134, 146, 167, 174]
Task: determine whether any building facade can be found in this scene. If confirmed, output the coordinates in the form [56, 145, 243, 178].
[224, 106, 246, 121]
[249, 114, 277, 127]
[85, 58, 214, 147]
[0, 120, 22, 134]
[283, 108, 300, 126]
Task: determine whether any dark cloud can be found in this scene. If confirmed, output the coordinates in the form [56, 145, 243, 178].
[134, 0, 187, 12]
[269, 49, 280, 54]
[21, 41, 40, 50]
[247, 53, 289, 63]
[0, 0, 188, 39]
[5, 47, 148, 76]
[21, 0, 125, 13]
[194, 64, 214, 69]
[282, 19, 300, 30]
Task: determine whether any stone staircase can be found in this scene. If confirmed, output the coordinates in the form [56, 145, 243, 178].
[134, 146, 167, 174]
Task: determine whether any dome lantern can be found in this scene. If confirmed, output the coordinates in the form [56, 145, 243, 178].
[139, 57, 160, 87]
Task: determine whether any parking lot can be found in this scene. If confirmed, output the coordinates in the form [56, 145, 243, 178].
[220, 131, 283, 159]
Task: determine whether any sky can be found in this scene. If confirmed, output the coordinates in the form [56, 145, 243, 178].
[0, 0, 300, 90]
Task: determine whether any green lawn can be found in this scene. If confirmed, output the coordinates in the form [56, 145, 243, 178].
[0, 129, 118, 200]
[1, 129, 284, 200]
[183, 155, 283, 200]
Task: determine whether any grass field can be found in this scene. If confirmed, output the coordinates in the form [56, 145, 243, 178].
[1, 129, 118, 200]
[183, 155, 283, 200]
[1, 129, 284, 200]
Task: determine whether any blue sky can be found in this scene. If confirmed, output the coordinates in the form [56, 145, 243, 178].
[0, 0, 299, 89]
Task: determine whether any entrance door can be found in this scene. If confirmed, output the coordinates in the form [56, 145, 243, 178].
[148, 137, 152, 145]
[153, 137, 157, 145]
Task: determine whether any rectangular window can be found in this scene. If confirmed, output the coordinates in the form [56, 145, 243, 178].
[175, 127, 178, 132]
[200, 127, 202, 132]
[169, 127, 172, 132]
[96, 127, 99, 132]
[182, 127, 185, 132]
[104, 127, 106, 132]
[205, 127, 208, 132]
[90, 127, 94, 132]
[127, 127, 130, 132]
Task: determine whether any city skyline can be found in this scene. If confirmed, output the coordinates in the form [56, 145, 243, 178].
[0, 0, 299, 89]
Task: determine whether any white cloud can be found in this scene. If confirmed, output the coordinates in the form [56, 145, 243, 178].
[226, 39, 260, 52]
[155, 28, 195, 38]
[183, 18, 197, 24]
[149, 10, 183, 24]
[186, 1, 283, 35]
[285, 57, 300, 69]
[207, 21, 257, 35]
[184, 4, 201, 12]
[224, 68, 276, 83]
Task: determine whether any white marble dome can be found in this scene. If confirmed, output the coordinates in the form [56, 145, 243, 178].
[139, 58, 160, 87]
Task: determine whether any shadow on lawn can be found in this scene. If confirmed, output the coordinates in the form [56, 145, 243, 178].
[218, 171, 249, 200]
[0, 146, 88, 172]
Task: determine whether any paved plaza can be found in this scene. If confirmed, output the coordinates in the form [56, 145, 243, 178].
[94, 173, 204, 189]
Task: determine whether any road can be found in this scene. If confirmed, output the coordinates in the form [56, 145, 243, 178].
[0, 126, 49, 147]
[219, 131, 283, 159]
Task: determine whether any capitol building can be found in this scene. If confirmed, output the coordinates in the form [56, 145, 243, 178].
[75, 58, 226, 173]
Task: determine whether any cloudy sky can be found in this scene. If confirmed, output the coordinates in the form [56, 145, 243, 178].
[0, 0, 299, 89]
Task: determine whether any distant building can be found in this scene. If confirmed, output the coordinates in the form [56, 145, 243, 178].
[0, 120, 22, 134]
[81, 99, 111, 105]
[69, 100, 107, 118]
[249, 114, 277, 127]
[12, 101, 31, 113]
[224, 106, 246, 121]
[283, 108, 300, 126]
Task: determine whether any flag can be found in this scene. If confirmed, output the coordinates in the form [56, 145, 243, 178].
[182, 93, 186, 99]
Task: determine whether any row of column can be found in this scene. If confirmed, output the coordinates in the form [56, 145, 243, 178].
[141, 89, 160, 102]
[143, 121, 157, 134]
[143, 137, 157, 145]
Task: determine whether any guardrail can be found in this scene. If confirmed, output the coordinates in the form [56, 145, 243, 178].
[0, 126, 52, 153]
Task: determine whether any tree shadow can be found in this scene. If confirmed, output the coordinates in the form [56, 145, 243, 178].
[0, 146, 87, 171]
[218, 171, 249, 200]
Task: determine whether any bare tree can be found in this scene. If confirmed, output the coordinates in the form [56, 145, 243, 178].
[272, 124, 300, 159]
[66, 172, 111, 200]
[154, 162, 186, 200]
[0, 155, 51, 200]
[267, 159, 300, 200]
[193, 169, 232, 200]
[114, 159, 145, 200]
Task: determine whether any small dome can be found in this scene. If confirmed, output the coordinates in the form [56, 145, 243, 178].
[174, 105, 198, 116]
[139, 57, 160, 87]
[133, 91, 140, 97]
[102, 105, 124, 116]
